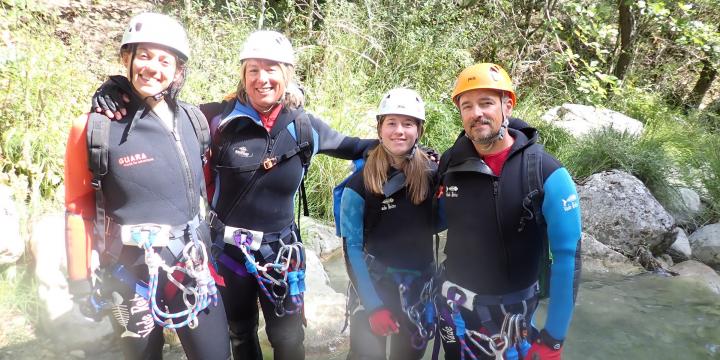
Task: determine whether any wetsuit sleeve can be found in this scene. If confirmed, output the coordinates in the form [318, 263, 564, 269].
[540, 166, 582, 341]
[64, 114, 96, 285]
[340, 187, 384, 312]
[309, 114, 377, 159]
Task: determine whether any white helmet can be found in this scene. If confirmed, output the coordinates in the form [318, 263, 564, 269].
[239, 30, 295, 66]
[376, 88, 425, 122]
[121, 13, 190, 61]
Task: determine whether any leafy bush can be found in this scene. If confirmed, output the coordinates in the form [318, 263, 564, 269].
[560, 127, 679, 209]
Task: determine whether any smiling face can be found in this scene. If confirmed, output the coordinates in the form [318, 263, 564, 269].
[378, 114, 420, 156]
[243, 58, 287, 112]
[123, 44, 180, 99]
[458, 88, 512, 145]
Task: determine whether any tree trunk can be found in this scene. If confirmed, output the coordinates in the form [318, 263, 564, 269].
[686, 58, 718, 110]
[613, 0, 634, 80]
[258, 0, 266, 29]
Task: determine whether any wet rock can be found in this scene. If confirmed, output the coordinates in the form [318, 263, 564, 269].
[300, 216, 342, 260]
[580, 232, 644, 275]
[0, 184, 24, 265]
[302, 250, 348, 354]
[30, 212, 72, 321]
[541, 103, 644, 138]
[30, 211, 114, 350]
[578, 170, 676, 256]
[668, 187, 702, 227]
[670, 260, 720, 295]
[667, 227, 692, 262]
[688, 223, 720, 269]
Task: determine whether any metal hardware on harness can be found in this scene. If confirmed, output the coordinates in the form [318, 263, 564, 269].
[442, 280, 476, 312]
[233, 230, 307, 318]
[224, 226, 263, 251]
[263, 157, 278, 170]
[398, 277, 437, 350]
[121, 224, 171, 247]
[129, 223, 218, 330]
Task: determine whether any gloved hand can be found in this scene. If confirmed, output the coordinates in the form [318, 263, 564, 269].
[419, 145, 440, 163]
[69, 279, 107, 322]
[91, 76, 131, 119]
[68, 278, 92, 300]
[368, 308, 399, 337]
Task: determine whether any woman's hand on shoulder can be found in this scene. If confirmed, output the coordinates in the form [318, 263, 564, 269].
[91, 76, 131, 120]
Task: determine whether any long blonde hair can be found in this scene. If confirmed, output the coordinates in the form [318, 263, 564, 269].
[363, 118, 430, 205]
[224, 60, 303, 109]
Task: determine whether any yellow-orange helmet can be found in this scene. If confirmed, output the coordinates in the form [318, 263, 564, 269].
[451, 63, 516, 107]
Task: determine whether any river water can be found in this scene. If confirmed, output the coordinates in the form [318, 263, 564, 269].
[323, 254, 720, 359]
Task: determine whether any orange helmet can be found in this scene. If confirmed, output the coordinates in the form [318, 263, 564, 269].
[451, 63, 516, 106]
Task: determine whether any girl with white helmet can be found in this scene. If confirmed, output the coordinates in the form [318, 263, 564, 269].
[65, 13, 231, 359]
[338, 88, 437, 359]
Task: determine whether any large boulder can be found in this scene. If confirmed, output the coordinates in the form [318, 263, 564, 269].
[581, 232, 644, 276]
[300, 216, 343, 260]
[668, 187, 702, 227]
[578, 170, 676, 256]
[540, 103, 644, 138]
[30, 212, 114, 351]
[0, 184, 24, 264]
[302, 250, 348, 356]
[667, 227, 692, 262]
[670, 260, 720, 295]
[688, 223, 720, 269]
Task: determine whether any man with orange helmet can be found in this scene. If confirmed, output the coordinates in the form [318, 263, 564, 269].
[434, 63, 582, 360]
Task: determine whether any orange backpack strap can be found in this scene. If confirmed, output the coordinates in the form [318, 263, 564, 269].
[64, 114, 96, 291]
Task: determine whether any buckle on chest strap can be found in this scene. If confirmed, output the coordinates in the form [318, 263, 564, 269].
[263, 157, 278, 170]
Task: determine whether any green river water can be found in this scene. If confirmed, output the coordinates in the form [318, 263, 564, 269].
[322, 256, 720, 360]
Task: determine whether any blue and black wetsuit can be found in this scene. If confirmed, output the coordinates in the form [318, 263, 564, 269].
[340, 146, 436, 360]
[436, 123, 582, 359]
[201, 99, 375, 360]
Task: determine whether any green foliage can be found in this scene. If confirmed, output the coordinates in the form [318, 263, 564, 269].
[560, 127, 678, 208]
[0, 8, 96, 214]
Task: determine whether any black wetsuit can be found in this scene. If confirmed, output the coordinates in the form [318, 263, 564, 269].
[101, 102, 231, 360]
[436, 125, 582, 359]
[201, 99, 374, 360]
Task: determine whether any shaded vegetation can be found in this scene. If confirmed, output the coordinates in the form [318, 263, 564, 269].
[1, 0, 719, 225]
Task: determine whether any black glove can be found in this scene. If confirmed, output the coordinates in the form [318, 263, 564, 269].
[91, 76, 131, 119]
[68, 278, 92, 299]
[420, 145, 440, 163]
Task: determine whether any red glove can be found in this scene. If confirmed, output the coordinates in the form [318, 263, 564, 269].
[368, 308, 399, 337]
[526, 341, 562, 360]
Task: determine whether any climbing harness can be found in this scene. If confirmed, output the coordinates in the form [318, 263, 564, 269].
[128, 224, 218, 329]
[224, 228, 306, 317]
[397, 275, 436, 349]
[441, 280, 537, 360]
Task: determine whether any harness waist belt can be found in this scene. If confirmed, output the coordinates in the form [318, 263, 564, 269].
[208, 209, 296, 250]
[442, 280, 538, 311]
[109, 214, 202, 256]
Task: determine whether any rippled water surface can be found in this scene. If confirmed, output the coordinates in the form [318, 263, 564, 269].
[323, 255, 720, 359]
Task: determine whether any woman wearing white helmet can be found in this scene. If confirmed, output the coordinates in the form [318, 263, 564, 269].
[90, 29, 378, 359]
[198, 30, 377, 360]
[338, 88, 437, 360]
[65, 13, 231, 359]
